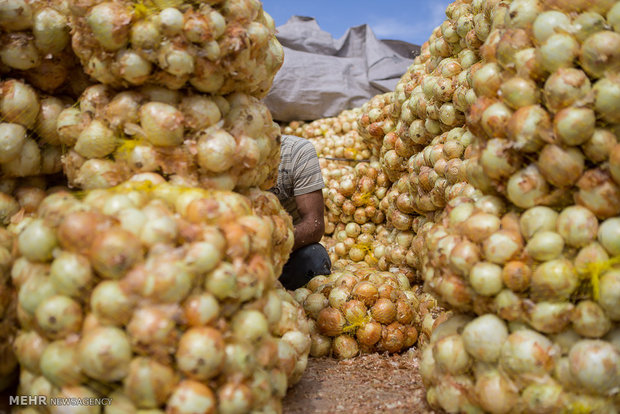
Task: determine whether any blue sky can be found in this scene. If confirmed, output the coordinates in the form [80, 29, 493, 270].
[261, 0, 454, 46]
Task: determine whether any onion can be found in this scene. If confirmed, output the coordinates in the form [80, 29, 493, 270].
[332, 335, 359, 359]
[370, 298, 396, 324]
[17, 218, 57, 262]
[525, 231, 564, 261]
[519, 206, 558, 240]
[217, 382, 252, 414]
[176, 327, 224, 380]
[35, 295, 83, 339]
[482, 230, 522, 265]
[501, 261, 531, 292]
[575, 168, 620, 219]
[461, 213, 501, 243]
[532, 11, 572, 44]
[556, 206, 598, 248]
[356, 321, 382, 347]
[90, 280, 134, 326]
[572, 300, 611, 338]
[90, 228, 143, 279]
[579, 31, 620, 79]
[599, 269, 620, 321]
[593, 76, 620, 124]
[434, 334, 471, 375]
[569, 339, 620, 394]
[537, 33, 579, 73]
[499, 329, 556, 379]
[531, 259, 578, 301]
[125, 357, 176, 409]
[543, 68, 591, 113]
[13, 330, 48, 374]
[523, 300, 573, 334]
[538, 145, 584, 187]
[434, 374, 475, 414]
[506, 164, 549, 209]
[462, 314, 508, 363]
[554, 107, 595, 146]
[475, 369, 519, 414]
[78, 326, 132, 382]
[49, 252, 93, 299]
[520, 381, 563, 413]
[303, 293, 328, 320]
[166, 380, 216, 414]
[469, 261, 504, 296]
[317, 307, 346, 337]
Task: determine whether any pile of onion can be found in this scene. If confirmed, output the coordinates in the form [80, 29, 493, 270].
[282, 108, 361, 140]
[0, 78, 67, 180]
[66, 0, 283, 97]
[463, 0, 620, 218]
[294, 261, 445, 359]
[58, 84, 280, 192]
[421, 313, 620, 413]
[10, 178, 312, 412]
[0, 0, 92, 96]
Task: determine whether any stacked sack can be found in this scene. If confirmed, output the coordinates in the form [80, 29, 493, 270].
[11, 180, 310, 413]
[58, 85, 280, 191]
[293, 261, 444, 359]
[419, 0, 620, 412]
[0, 0, 90, 96]
[3, 0, 316, 412]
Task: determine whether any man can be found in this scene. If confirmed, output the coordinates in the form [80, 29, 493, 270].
[270, 134, 331, 290]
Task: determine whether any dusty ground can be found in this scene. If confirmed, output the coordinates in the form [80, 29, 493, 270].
[0, 352, 440, 414]
[283, 351, 441, 414]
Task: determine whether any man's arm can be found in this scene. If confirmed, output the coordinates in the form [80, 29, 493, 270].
[292, 189, 325, 251]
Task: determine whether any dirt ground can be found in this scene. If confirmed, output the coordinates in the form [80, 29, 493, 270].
[0, 351, 440, 414]
[282, 350, 442, 414]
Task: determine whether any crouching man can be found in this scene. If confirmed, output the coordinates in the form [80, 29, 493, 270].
[270, 134, 331, 290]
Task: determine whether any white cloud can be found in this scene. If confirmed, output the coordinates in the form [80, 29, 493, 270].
[369, 1, 452, 44]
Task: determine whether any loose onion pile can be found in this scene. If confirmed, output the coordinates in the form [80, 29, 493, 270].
[0, 0, 91, 96]
[58, 84, 280, 191]
[421, 314, 620, 413]
[67, 0, 283, 97]
[294, 262, 444, 359]
[0, 78, 67, 180]
[10, 179, 312, 413]
[281, 108, 361, 140]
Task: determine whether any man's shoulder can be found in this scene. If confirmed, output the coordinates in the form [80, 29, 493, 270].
[281, 134, 317, 156]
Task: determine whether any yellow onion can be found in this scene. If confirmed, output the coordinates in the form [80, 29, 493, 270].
[598, 217, 620, 256]
[166, 380, 216, 414]
[332, 334, 359, 359]
[598, 269, 620, 321]
[571, 300, 611, 338]
[17, 218, 57, 262]
[176, 327, 224, 381]
[569, 339, 620, 394]
[520, 381, 563, 413]
[462, 314, 508, 363]
[474, 369, 519, 414]
[303, 293, 328, 320]
[356, 321, 382, 347]
[433, 334, 471, 375]
[78, 326, 132, 382]
[124, 357, 177, 409]
[90, 280, 134, 326]
[525, 231, 564, 261]
[499, 329, 556, 380]
[35, 295, 83, 339]
[370, 298, 396, 324]
[317, 307, 346, 337]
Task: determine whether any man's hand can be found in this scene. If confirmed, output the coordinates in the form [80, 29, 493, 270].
[292, 189, 325, 251]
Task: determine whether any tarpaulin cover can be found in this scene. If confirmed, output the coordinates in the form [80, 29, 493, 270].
[263, 16, 419, 122]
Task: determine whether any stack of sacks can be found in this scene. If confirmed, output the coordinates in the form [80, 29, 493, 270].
[67, 0, 283, 97]
[293, 261, 445, 359]
[11, 179, 311, 413]
[357, 92, 396, 155]
[58, 85, 280, 191]
[0, 0, 90, 96]
[419, 0, 620, 412]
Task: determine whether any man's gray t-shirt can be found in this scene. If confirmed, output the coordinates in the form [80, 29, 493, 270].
[270, 135, 325, 224]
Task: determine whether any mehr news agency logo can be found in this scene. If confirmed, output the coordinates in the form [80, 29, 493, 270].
[9, 395, 112, 407]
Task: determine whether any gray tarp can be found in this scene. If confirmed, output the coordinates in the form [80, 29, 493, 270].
[263, 16, 420, 122]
